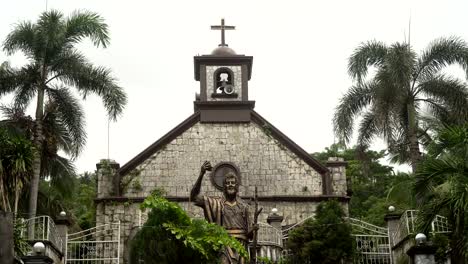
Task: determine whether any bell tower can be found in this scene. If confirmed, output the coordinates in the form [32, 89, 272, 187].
[194, 19, 254, 122]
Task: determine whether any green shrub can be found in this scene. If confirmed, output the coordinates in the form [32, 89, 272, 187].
[130, 190, 247, 263]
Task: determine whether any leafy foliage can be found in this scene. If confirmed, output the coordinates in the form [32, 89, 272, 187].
[334, 37, 468, 172]
[0, 9, 127, 218]
[13, 219, 30, 257]
[70, 172, 97, 230]
[313, 144, 413, 225]
[130, 190, 247, 264]
[286, 200, 354, 263]
[415, 124, 468, 263]
[0, 128, 34, 213]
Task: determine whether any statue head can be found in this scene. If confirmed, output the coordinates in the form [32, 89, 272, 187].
[223, 172, 239, 200]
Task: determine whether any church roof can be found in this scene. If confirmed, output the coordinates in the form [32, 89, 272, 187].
[118, 110, 329, 177]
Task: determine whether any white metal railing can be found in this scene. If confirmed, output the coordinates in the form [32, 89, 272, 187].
[283, 216, 389, 238]
[392, 210, 452, 247]
[257, 222, 282, 246]
[432, 214, 451, 234]
[66, 221, 120, 264]
[353, 234, 392, 264]
[282, 216, 392, 264]
[282, 214, 315, 239]
[349, 218, 389, 236]
[22, 215, 64, 252]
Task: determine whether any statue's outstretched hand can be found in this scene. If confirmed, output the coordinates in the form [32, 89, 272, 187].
[201, 161, 212, 174]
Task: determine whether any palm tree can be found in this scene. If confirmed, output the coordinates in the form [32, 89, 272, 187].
[0, 128, 34, 214]
[0, 10, 127, 218]
[0, 104, 78, 203]
[334, 37, 468, 173]
[414, 124, 468, 264]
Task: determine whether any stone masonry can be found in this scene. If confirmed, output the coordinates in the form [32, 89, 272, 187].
[95, 119, 348, 263]
[125, 122, 323, 198]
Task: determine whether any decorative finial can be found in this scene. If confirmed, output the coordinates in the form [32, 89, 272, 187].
[211, 18, 235, 47]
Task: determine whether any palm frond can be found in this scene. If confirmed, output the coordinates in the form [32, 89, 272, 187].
[12, 67, 39, 109]
[42, 103, 75, 156]
[416, 36, 468, 81]
[2, 21, 36, 57]
[417, 75, 468, 119]
[46, 85, 86, 157]
[57, 61, 126, 120]
[36, 10, 65, 58]
[0, 104, 35, 140]
[101, 83, 127, 121]
[333, 82, 374, 144]
[385, 42, 416, 91]
[387, 128, 411, 165]
[65, 10, 110, 48]
[427, 125, 468, 158]
[48, 48, 87, 80]
[356, 111, 378, 148]
[0, 63, 31, 97]
[348, 41, 388, 83]
[40, 154, 76, 197]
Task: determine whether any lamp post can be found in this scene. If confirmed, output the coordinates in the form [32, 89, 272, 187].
[406, 233, 437, 264]
[21, 242, 53, 264]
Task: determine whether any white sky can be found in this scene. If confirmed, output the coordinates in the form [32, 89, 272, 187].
[1, 0, 467, 174]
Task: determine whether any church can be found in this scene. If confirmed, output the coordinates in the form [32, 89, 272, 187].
[94, 19, 350, 262]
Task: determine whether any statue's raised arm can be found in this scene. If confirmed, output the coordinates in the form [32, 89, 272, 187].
[190, 161, 212, 206]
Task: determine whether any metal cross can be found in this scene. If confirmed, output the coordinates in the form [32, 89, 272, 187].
[211, 18, 235, 46]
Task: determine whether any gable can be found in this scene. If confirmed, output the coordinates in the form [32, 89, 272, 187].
[119, 111, 328, 177]
[118, 111, 330, 198]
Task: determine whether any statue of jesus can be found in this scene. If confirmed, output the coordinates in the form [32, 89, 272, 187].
[190, 161, 255, 264]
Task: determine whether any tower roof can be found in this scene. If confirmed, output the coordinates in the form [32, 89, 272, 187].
[211, 46, 237, 56]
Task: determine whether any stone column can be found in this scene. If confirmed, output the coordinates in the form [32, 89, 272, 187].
[96, 159, 120, 198]
[384, 212, 401, 246]
[407, 245, 437, 264]
[326, 157, 348, 196]
[55, 213, 71, 255]
[385, 212, 401, 262]
[266, 209, 284, 262]
[0, 211, 13, 264]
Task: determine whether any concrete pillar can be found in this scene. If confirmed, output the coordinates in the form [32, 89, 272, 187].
[56, 213, 71, 255]
[407, 245, 437, 264]
[326, 157, 348, 196]
[96, 159, 120, 198]
[384, 212, 401, 246]
[266, 210, 284, 230]
[267, 209, 284, 255]
[0, 211, 14, 264]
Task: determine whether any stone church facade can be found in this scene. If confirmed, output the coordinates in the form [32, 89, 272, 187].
[95, 32, 350, 262]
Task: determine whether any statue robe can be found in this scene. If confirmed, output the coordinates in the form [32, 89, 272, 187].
[202, 196, 251, 264]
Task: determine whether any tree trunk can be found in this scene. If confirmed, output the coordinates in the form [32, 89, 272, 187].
[28, 86, 45, 220]
[0, 211, 14, 264]
[0, 176, 10, 212]
[14, 178, 20, 214]
[407, 100, 421, 174]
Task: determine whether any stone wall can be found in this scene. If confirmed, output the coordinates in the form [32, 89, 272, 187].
[95, 120, 349, 263]
[122, 122, 324, 199]
[326, 157, 348, 196]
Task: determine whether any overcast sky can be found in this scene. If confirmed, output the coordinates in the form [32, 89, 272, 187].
[1, 0, 467, 174]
